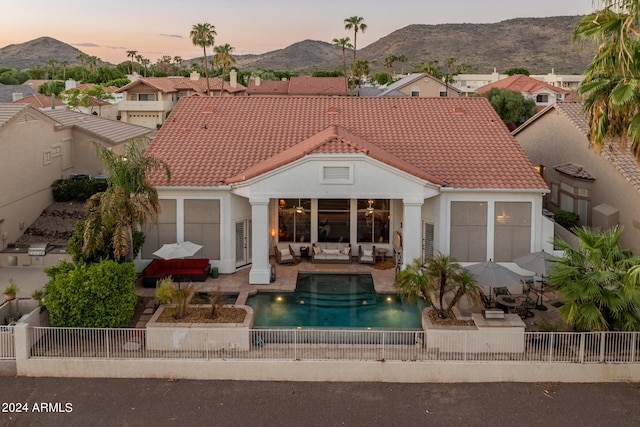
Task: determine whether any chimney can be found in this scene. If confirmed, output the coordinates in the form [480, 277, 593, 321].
[255, 76, 261, 87]
[190, 71, 200, 81]
[230, 69, 237, 89]
[12, 93, 23, 102]
[65, 79, 77, 90]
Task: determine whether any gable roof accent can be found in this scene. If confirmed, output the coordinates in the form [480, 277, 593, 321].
[0, 103, 60, 129]
[476, 74, 568, 95]
[44, 109, 153, 145]
[227, 126, 442, 185]
[146, 96, 547, 190]
[13, 94, 65, 108]
[514, 102, 640, 193]
[554, 162, 596, 180]
[378, 73, 461, 97]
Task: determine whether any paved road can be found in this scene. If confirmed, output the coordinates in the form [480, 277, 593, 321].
[0, 378, 639, 426]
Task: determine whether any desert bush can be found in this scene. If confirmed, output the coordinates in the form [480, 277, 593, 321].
[554, 210, 580, 230]
[52, 177, 108, 202]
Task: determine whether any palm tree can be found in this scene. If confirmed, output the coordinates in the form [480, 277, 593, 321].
[126, 50, 138, 74]
[396, 254, 471, 319]
[384, 54, 397, 82]
[190, 22, 217, 93]
[332, 37, 353, 93]
[47, 59, 57, 80]
[344, 16, 367, 95]
[351, 59, 370, 87]
[140, 57, 150, 77]
[76, 53, 89, 81]
[549, 226, 640, 331]
[135, 54, 143, 74]
[213, 43, 236, 96]
[396, 54, 408, 75]
[173, 56, 183, 75]
[60, 60, 68, 81]
[573, 1, 640, 161]
[83, 138, 171, 262]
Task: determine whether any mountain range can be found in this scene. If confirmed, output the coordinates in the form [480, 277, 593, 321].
[0, 16, 594, 74]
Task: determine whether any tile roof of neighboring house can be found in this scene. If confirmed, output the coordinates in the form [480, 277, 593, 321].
[13, 94, 65, 108]
[146, 96, 547, 191]
[476, 74, 568, 95]
[246, 79, 289, 95]
[0, 84, 37, 103]
[22, 80, 62, 91]
[115, 76, 246, 94]
[553, 162, 596, 180]
[44, 108, 153, 145]
[0, 103, 32, 128]
[246, 77, 347, 96]
[514, 102, 640, 193]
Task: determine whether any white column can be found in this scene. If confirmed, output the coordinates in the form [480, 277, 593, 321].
[402, 197, 424, 266]
[249, 197, 271, 284]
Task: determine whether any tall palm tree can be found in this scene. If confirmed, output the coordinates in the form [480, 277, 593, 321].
[573, 1, 640, 161]
[396, 54, 408, 75]
[60, 60, 68, 81]
[213, 43, 236, 96]
[384, 54, 397, 82]
[549, 226, 640, 331]
[344, 16, 367, 95]
[173, 55, 183, 75]
[135, 54, 143, 74]
[83, 138, 171, 262]
[332, 37, 353, 94]
[47, 59, 57, 80]
[126, 50, 138, 74]
[190, 22, 217, 93]
[76, 53, 89, 81]
[351, 59, 370, 87]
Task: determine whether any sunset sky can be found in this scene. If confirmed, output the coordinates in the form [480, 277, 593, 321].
[1, 0, 595, 64]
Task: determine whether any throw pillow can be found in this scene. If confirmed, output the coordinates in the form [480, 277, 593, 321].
[313, 246, 321, 255]
[280, 248, 290, 257]
[323, 249, 340, 255]
[363, 249, 373, 257]
[341, 246, 350, 255]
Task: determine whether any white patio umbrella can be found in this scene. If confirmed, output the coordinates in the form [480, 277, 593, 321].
[513, 250, 555, 310]
[465, 260, 523, 295]
[153, 241, 203, 260]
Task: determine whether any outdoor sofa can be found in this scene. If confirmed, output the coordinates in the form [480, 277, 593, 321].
[311, 242, 351, 263]
[142, 258, 211, 287]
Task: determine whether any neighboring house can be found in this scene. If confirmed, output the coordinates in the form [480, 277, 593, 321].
[513, 102, 640, 254]
[144, 96, 551, 284]
[246, 77, 347, 96]
[476, 74, 569, 110]
[453, 69, 584, 96]
[14, 94, 66, 110]
[0, 103, 153, 248]
[22, 80, 60, 92]
[375, 73, 462, 97]
[115, 71, 246, 129]
[0, 84, 37, 103]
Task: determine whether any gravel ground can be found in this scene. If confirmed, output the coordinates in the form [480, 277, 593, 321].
[16, 201, 85, 245]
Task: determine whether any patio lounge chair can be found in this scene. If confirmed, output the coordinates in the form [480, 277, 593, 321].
[358, 245, 375, 264]
[274, 244, 295, 265]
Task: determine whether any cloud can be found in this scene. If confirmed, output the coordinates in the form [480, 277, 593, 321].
[160, 34, 183, 39]
[106, 46, 127, 50]
[73, 42, 99, 47]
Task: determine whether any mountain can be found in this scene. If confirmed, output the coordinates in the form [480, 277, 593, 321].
[0, 37, 86, 69]
[2, 16, 594, 74]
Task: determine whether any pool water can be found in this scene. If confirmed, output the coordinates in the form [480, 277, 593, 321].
[246, 272, 426, 329]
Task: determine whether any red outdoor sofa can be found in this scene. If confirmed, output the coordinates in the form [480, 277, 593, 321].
[142, 258, 211, 287]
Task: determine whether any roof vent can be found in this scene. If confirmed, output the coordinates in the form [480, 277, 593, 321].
[203, 106, 214, 114]
[327, 106, 339, 114]
[452, 107, 463, 114]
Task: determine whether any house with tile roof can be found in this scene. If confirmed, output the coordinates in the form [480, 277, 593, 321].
[513, 102, 640, 254]
[246, 76, 347, 96]
[476, 74, 569, 110]
[374, 73, 462, 98]
[115, 71, 246, 129]
[144, 96, 552, 284]
[0, 104, 152, 249]
[13, 94, 65, 110]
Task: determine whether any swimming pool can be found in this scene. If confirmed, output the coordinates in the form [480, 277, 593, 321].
[246, 272, 426, 329]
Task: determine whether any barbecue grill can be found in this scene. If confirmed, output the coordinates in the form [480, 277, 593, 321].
[27, 243, 48, 256]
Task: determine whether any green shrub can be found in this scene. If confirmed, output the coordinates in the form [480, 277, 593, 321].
[52, 177, 108, 202]
[554, 210, 580, 230]
[44, 260, 136, 327]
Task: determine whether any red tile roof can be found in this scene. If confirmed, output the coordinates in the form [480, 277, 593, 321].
[476, 74, 568, 95]
[116, 77, 246, 94]
[13, 94, 65, 108]
[146, 96, 547, 190]
[246, 77, 347, 96]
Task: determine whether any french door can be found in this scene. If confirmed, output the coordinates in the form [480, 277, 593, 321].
[235, 219, 252, 267]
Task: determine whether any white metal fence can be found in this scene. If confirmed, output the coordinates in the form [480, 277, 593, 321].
[0, 326, 14, 359]
[25, 327, 640, 364]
